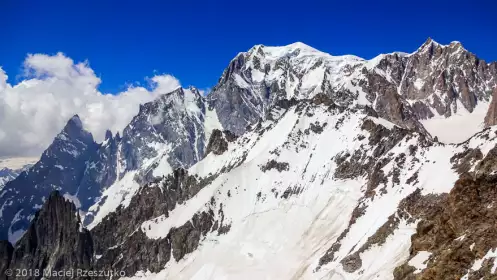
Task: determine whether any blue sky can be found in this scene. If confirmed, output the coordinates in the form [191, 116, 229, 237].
[2, 0, 496, 93]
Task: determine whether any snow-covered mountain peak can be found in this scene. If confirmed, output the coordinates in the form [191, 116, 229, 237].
[258, 41, 325, 58]
[415, 37, 468, 54]
[68, 114, 83, 127]
[154, 86, 201, 105]
[211, 42, 415, 135]
[274, 41, 317, 51]
[104, 129, 113, 141]
[0, 114, 98, 242]
[448, 40, 463, 47]
[417, 37, 440, 50]
[58, 114, 93, 144]
[413, 37, 470, 58]
[84, 86, 216, 227]
[0, 161, 34, 192]
[138, 87, 205, 125]
[3, 40, 497, 280]
[398, 38, 497, 143]
[247, 41, 364, 65]
[211, 39, 497, 144]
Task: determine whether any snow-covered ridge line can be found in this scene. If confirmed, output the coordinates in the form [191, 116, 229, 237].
[2, 38, 497, 280]
[212, 37, 497, 145]
[114, 94, 497, 279]
[237, 38, 477, 68]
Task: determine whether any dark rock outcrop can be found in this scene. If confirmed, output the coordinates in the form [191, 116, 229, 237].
[394, 173, 497, 279]
[91, 168, 215, 253]
[5, 191, 93, 280]
[365, 70, 427, 134]
[260, 160, 290, 172]
[90, 168, 224, 276]
[205, 129, 237, 156]
[484, 87, 497, 127]
[0, 241, 12, 280]
[0, 167, 227, 279]
[0, 40, 495, 279]
[400, 39, 497, 117]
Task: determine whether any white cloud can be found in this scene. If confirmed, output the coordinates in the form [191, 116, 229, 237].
[0, 52, 181, 157]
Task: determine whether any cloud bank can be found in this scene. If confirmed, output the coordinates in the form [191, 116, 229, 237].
[0, 52, 181, 157]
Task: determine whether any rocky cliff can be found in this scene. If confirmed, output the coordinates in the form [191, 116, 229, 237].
[208, 39, 497, 138]
[0, 39, 497, 280]
[0, 115, 97, 243]
[484, 88, 497, 127]
[0, 191, 92, 280]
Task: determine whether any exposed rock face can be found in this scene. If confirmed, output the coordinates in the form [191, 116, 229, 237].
[484, 88, 497, 127]
[0, 167, 228, 279]
[0, 115, 97, 242]
[210, 39, 497, 138]
[88, 167, 230, 276]
[394, 173, 497, 280]
[204, 129, 237, 156]
[6, 191, 93, 280]
[450, 148, 483, 174]
[118, 87, 208, 177]
[209, 41, 490, 140]
[0, 86, 217, 239]
[391, 146, 497, 279]
[208, 43, 366, 135]
[260, 160, 290, 172]
[77, 130, 120, 211]
[400, 38, 497, 117]
[0, 241, 12, 280]
[84, 86, 218, 227]
[1, 40, 497, 280]
[91, 168, 214, 251]
[0, 168, 227, 278]
[319, 119, 418, 269]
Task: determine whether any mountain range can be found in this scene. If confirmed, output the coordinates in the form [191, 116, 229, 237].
[0, 38, 496, 279]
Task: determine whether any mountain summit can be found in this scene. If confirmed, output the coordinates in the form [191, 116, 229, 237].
[1, 40, 497, 279]
[0, 115, 97, 242]
[209, 40, 497, 141]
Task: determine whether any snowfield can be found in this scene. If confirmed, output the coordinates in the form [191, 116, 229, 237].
[114, 98, 497, 279]
[0, 39, 496, 280]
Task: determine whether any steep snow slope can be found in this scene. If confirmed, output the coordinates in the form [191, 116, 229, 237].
[421, 100, 489, 143]
[1, 40, 496, 279]
[113, 95, 497, 280]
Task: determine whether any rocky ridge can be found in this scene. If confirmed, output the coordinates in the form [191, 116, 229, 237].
[0, 115, 97, 243]
[0, 86, 218, 243]
[0, 39, 497, 279]
[209, 39, 497, 139]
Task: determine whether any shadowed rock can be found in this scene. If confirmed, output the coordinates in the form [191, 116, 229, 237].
[484, 88, 497, 127]
[7, 191, 93, 280]
[205, 129, 237, 156]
